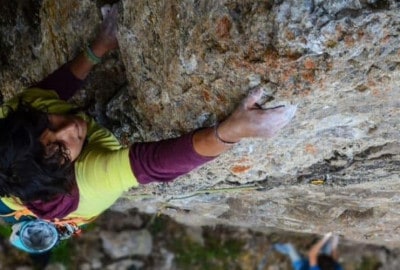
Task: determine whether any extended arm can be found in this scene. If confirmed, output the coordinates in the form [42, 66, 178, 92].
[130, 88, 297, 184]
[330, 234, 340, 261]
[68, 5, 118, 80]
[308, 232, 333, 266]
[32, 4, 118, 100]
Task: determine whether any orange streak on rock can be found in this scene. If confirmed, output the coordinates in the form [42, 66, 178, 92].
[231, 165, 251, 174]
[305, 144, 318, 155]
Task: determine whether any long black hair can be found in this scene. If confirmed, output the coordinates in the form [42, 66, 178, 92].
[0, 101, 75, 202]
[317, 254, 338, 270]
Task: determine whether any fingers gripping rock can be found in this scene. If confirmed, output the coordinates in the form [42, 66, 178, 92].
[246, 88, 264, 106]
[282, 104, 297, 122]
[101, 4, 111, 19]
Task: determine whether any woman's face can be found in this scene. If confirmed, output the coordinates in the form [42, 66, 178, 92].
[39, 114, 88, 162]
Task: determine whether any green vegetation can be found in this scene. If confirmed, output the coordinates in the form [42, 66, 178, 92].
[50, 239, 74, 269]
[49, 222, 97, 269]
[146, 215, 246, 269]
[0, 223, 12, 238]
[148, 214, 167, 235]
[171, 233, 243, 270]
[356, 256, 382, 270]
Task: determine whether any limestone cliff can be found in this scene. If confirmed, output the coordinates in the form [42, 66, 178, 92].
[1, 0, 400, 248]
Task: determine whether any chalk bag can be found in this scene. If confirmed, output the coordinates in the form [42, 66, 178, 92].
[9, 220, 59, 254]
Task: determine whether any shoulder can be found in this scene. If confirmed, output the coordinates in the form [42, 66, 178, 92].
[1, 88, 77, 118]
[12, 88, 60, 106]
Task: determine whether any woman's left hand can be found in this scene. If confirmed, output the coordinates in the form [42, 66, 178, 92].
[91, 4, 119, 56]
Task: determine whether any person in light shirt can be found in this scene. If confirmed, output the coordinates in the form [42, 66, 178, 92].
[274, 232, 343, 270]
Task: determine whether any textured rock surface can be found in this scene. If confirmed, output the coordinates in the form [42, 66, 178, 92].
[101, 229, 153, 259]
[1, 0, 400, 248]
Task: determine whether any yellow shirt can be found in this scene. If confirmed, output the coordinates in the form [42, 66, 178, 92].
[0, 88, 138, 219]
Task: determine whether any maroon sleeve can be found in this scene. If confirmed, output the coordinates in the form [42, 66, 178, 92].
[26, 183, 79, 219]
[31, 64, 84, 100]
[129, 131, 216, 184]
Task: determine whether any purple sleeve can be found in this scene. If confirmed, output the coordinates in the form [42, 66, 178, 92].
[31, 64, 84, 100]
[129, 131, 216, 184]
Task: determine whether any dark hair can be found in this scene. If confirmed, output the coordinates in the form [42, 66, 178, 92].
[317, 254, 337, 270]
[0, 101, 75, 202]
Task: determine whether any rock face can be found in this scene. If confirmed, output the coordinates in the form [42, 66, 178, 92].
[1, 0, 400, 247]
[101, 229, 153, 259]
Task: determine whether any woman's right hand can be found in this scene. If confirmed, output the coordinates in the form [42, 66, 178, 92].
[216, 88, 297, 143]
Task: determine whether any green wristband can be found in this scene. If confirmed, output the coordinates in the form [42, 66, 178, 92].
[84, 45, 102, 64]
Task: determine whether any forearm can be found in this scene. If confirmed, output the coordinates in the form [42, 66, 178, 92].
[129, 123, 238, 184]
[32, 17, 115, 99]
[68, 42, 108, 80]
[31, 42, 106, 100]
[70, 4, 118, 80]
[308, 247, 321, 265]
[129, 131, 216, 184]
[31, 64, 84, 100]
[308, 242, 324, 259]
[192, 125, 236, 157]
[308, 234, 332, 265]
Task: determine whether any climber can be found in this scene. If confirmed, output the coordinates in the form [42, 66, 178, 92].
[0, 4, 296, 253]
[273, 232, 343, 270]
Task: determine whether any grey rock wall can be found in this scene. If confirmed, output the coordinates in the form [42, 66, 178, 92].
[1, 0, 400, 248]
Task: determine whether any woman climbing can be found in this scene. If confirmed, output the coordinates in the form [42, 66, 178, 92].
[0, 4, 297, 254]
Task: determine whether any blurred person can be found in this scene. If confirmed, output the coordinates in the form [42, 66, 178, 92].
[274, 232, 343, 270]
